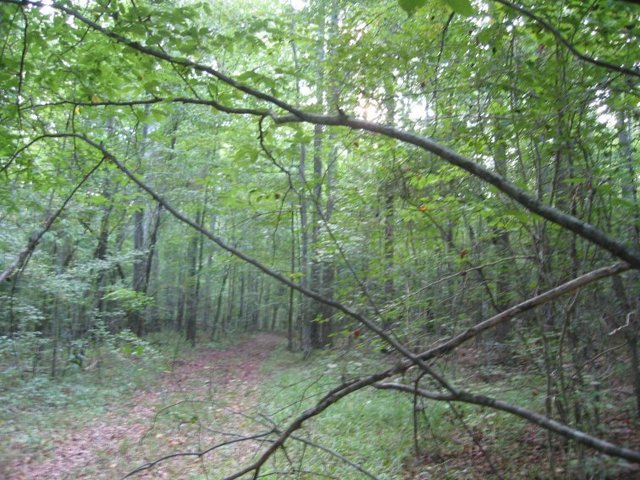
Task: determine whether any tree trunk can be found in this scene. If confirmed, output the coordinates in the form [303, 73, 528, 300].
[129, 208, 145, 336]
[211, 264, 229, 341]
[92, 198, 113, 315]
[185, 232, 198, 347]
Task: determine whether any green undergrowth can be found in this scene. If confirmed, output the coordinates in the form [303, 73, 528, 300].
[256, 348, 534, 479]
[256, 344, 420, 479]
[0, 329, 203, 468]
[0, 329, 272, 478]
[256, 343, 635, 479]
[2, 333, 635, 479]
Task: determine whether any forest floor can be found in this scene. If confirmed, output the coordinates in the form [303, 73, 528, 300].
[3, 334, 640, 479]
[3, 333, 285, 479]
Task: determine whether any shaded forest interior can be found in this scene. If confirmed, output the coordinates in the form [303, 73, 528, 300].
[1, 0, 640, 478]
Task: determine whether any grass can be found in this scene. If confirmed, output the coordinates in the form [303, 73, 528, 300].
[2, 332, 638, 479]
[256, 342, 638, 479]
[256, 344, 419, 479]
[0, 330, 194, 475]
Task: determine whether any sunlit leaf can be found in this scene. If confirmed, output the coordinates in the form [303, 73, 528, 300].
[442, 0, 474, 16]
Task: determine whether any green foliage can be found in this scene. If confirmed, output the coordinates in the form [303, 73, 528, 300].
[398, 0, 428, 16]
[114, 329, 159, 358]
[398, 0, 473, 17]
[260, 346, 416, 477]
[104, 287, 153, 314]
[1, 0, 639, 476]
[444, 0, 474, 16]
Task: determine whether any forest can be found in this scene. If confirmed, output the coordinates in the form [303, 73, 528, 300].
[1, 0, 640, 478]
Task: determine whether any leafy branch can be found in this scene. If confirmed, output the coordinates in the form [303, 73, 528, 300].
[0, 155, 105, 283]
[4, 0, 640, 267]
[8, 132, 638, 474]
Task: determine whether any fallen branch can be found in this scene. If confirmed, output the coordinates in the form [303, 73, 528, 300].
[374, 382, 640, 464]
[122, 430, 275, 479]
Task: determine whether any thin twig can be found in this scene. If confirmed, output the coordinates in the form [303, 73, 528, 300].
[494, 0, 640, 79]
[290, 434, 381, 480]
[122, 430, 276, 479]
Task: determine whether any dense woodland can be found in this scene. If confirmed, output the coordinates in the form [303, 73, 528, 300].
[1, 0, 640, 477]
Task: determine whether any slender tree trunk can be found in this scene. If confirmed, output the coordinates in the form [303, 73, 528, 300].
[185, 209, 203, 347]
[93, 198, 113, 314]
[492, 129, 512, 348]
[129, 208, 145, 336]
[129, 115, 151, 336]
[185, 233, 198, 346]
[211, 264, 229, 341]
[612, 111, 640, 416]
[382, 77, 396, 329]
[254, 276, 264, 330]
[175, 271, 186, 332]
[309, 0, 328, 350]
[225, 264, 236, 335]
[142, 204, 162, 330]
[288, 210, 296, 351]
[316, 0, 339, 346]
[288, 14, 314, 353]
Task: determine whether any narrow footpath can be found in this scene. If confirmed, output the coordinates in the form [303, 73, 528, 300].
[6, 333, 284, 479]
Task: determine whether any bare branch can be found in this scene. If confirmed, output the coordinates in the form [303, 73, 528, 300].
[1, 135, 56, 173]
[122, 430, 275, 479]
[24, 96, 269, 117]
[16, 8, 28, 127]
[223, 379, 378, 480]
[374, 382, 640, 464]
[252, 410, 381, 478]
[0, 157, 105, 283]
[274, 113, 640, 269]
[494, 0, 640, 79]
[416, 261, 631, 361]
[290, 435, 381, 480]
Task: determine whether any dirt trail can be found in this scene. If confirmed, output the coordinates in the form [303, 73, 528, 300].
[6, 333, 285, 479]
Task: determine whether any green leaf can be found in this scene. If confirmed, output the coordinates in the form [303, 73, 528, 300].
[399, 0, 474, 16]
[441, 0, 474, 16]
[398, 0, 427, 16]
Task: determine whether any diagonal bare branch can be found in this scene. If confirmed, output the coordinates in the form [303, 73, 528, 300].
[0, 156, 105, 283]
[7, 132, 637, 472]
[374, 382, 640, 464]
[415, 261, 631, 361]
[494, 0, 640, 79]
[122, 430, 276, 479]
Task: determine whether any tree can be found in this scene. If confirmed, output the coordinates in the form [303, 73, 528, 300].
[1, 0, 639, 477]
